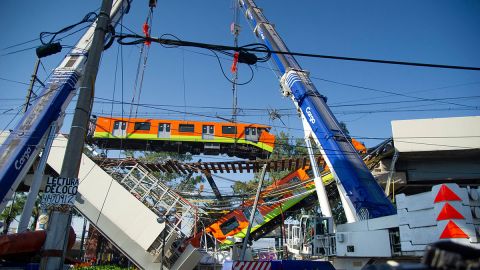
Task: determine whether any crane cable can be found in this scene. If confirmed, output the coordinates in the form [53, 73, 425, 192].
[128, 6, 154, 120]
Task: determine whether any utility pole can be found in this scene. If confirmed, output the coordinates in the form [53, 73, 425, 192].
[24, 59, 41, 113]
[240, 164, 267, 261]
[40, 0, 113, 268]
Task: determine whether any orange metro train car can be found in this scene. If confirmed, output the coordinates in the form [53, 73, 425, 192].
[89, 116, 276, 159]
[197, 168, 316, 248]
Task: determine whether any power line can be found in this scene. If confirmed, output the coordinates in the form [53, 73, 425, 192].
[2, 43, 478, 111]
[313, 78, 478, 109]
[326, 80, 480, 106]
[2, 95, 479, 115]
[1, 37, 40, 51]
[0, 77, 31, 86]
[89, 95, 479, 116]
[116, 34, 480, 71]
[268, 50, 480, 71]
[178, 46, 480, 109]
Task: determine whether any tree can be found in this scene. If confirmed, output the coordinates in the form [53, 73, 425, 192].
[268, 131, 309, 181]
[232, 132, 309, 195]
[124, 150, 202, 192]
[270, 131, 308, 160]
[232, 179, 260, 196]
[339, 121, 350, 137]
[0, 193, 26, 234]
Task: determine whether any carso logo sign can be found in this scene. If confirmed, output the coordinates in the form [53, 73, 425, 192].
[15, 146, 33, 170]
[305, 107, 316, 124]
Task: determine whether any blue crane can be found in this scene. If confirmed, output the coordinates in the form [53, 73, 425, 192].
[238, 0, 396, 220]
[0, 0, 132, 212]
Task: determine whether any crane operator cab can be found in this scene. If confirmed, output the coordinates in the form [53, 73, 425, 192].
[292, 215, 335, 258]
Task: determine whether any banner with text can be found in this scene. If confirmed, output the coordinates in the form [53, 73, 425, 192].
[41, 177, 79, 207]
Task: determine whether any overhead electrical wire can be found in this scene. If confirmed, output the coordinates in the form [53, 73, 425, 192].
[164, 47, 480, 109]
[1, 37, 40, 52]
[87, 95, 479, 118]
[40, 12, 98, 44]
[313, 77, 478, 109]
[115, 34, 480, 71]
[0, 77, 31, 86]
[2, 49, 477, 118]
[3, 93, 477, 112]
[2, 105, 475, 117]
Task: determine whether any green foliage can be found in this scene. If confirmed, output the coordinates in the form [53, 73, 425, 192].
[0, 192, 48, 233]
[270, 131, 308, 160]
[232, 179, 260, 195]
[123, 150, 201, 192]
[339, 121, 350, 137]
[138, 151, 193, 163]
[266, 131, 309, 182]
[176, 175, 203, 192]
[0, 193, 26, 234]
[232, 132, 309, 195]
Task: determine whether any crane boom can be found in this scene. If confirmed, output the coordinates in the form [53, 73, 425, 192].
[239, 0, 396, 220]
[0, 0, 131, 212]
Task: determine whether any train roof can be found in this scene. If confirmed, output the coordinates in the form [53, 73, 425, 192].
[94, 115, 272, 128]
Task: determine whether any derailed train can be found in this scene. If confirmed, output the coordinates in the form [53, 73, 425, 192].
[89, 116, 276, 159]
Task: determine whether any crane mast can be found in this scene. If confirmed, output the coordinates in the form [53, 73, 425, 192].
[0, 0, 131, 212]
[239, 0, 396, 220]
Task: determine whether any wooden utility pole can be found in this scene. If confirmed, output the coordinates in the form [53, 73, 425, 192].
[40, 0, 113, 268]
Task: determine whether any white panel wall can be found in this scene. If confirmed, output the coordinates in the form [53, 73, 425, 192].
[392, 116, 480, 152]
[335, 230, 392, 257]
[48, 135, 164, 250]
[47, 135, 165, 269]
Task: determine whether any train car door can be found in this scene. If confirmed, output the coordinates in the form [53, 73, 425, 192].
[202, 125, 214, 140]
[245, 127, 259, 142]
[112, 121, 127, 137]
[158, 123, 171, 138]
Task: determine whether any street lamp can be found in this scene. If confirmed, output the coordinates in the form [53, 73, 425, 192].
[156, 206, 177, 270]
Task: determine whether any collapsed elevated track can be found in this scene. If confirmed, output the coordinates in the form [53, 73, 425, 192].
[90, 156, 325, 175]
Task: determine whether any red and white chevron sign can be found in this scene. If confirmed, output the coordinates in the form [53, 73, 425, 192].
[233, 261, 271, 270]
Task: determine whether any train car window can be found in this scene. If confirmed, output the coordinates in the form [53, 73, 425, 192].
[222, 126, 236, 134]
[243, 206, 265, 226]
[245, 128, 250, 135]
[159, 124, 171, 132]
[202, 125, 214, 134]
[290, 176, 307, 195]
[179, 124, 194, 132]
[113, 121, 127, 130]
[134, 122, 150, 131]
[220, 217, 240, 235]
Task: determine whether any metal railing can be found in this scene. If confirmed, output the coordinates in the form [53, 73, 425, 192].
[99, 160, 198, 255]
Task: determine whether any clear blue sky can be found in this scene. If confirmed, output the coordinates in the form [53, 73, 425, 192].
[1, 0, 479, 193]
